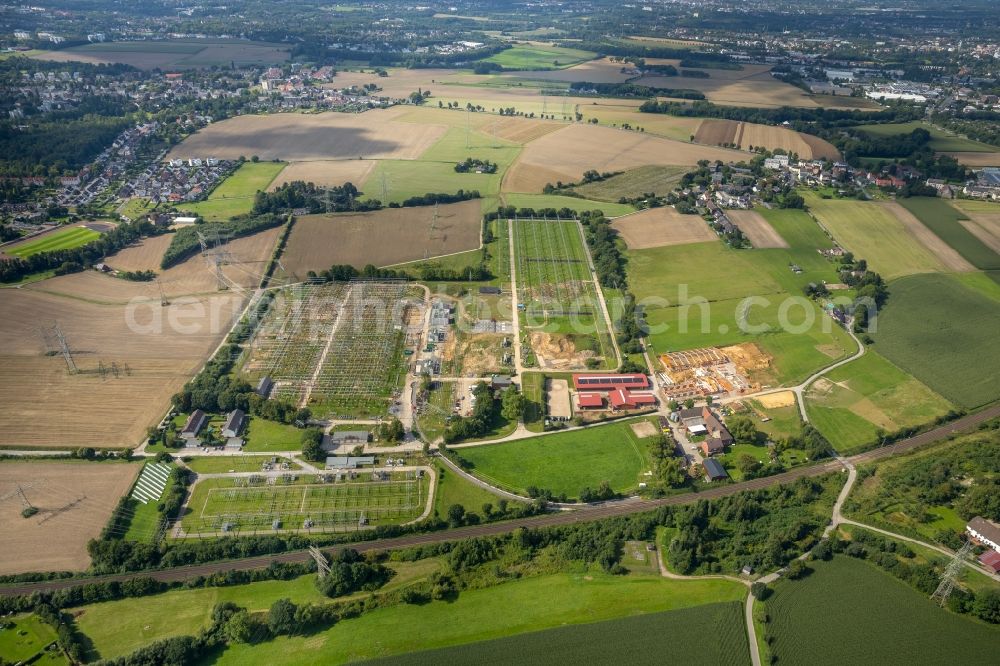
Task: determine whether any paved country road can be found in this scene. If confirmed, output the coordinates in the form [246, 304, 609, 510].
[3, 404, 997, 598]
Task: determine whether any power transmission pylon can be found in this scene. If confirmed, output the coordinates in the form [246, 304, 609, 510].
[53, 324, 77, 374]
[309, 545, 331, 579]
[465, 107, 471, 149]
[155, 278, 169, 306]
[380, 171, 390, 204]
[0, 482, 35, 509]
[930, 541, 973, 606]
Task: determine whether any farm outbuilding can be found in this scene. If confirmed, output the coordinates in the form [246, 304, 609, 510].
[181, 409, 207, 439]
[322, 430, 371, 452]
[572, 373, 650, 391]
[576, 392, 605, 410]
[221, 409, 247, 438]
[703, 458, 729, 482]
[324, 456, 375, 469]
[609, 387, 657, 411]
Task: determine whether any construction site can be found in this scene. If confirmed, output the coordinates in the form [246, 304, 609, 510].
[656, 343, 772, 401]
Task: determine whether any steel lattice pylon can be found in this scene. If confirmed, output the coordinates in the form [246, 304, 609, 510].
[930, 541, 973, 606]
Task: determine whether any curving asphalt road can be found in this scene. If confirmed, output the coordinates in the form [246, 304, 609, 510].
[2, 404, 997, 598]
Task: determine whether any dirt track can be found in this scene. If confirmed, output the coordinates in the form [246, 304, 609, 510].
[3, 404, 997, 596]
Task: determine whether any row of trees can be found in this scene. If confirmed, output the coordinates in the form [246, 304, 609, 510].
[159, 213, 285, 269]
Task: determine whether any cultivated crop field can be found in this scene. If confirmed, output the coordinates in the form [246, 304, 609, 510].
[4, 225, 102, 258]
[870, 273, 1000, 409]
[805, 194, 947, 280]
[612, 207, 717, 249]
[951, 200, 1000, 254]
[504, 124, 741, 193]
[167, 108, 447, 162]
[571, 165, 687, 201]
[896, 197, 1000, 272]
[805, 350, 953, 453]
[33, 38, 291, 69]
[373, 602, 750, 665]
[180, 471, 429, 536]
[765, 556, 1000, 665]
[181, 161, 286, 221]
[0, 461, 140, 574]
[211, 571, 747, 664]
[242, 281, 411, 417]
[455, 419, 654, 499]
[854, 121, 998, 153]
[499, 56, 633, 83]
[280, 200, 482, 275]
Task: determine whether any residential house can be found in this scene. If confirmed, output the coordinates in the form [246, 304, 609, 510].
[221, 409, 247, 439]
[967, 517, 1000, 553]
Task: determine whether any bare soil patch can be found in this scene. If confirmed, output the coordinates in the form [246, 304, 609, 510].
[0, 461, 141, 574]
[757, 390, 796, 409]
[269, 160, 377, 191]
[612, 207, 716, 249]
[505, 124, 740, 193]
[281, 200, 481, 275]
[694, 119, 739, 146]
[726, 210, 789, 248]
[630, 420, 658, 438]
[529, 332, 595, 370]
[167, 109, 445, 162]
[546, 378, 572, 419]
[881, 202, 976, 272]
[455, 333, 504, 377]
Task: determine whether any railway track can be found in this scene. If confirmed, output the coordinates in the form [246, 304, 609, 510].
[2, 405, 997, 598]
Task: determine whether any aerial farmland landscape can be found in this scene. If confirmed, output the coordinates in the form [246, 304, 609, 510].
[0, 1, 999, 664]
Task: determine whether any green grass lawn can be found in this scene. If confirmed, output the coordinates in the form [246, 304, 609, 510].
[209, 572, 746, 665]
[483, 44, 596, 70]
[456, 419, 655, 499]
[183, 456, 299, 474]
[242, 418, 305, 452]
[182, 161, 286, 221]
[118, 197, 154, 221]
[871, 273, 1000, 409]
[416, 382, 455, 443]
[0, 614, 65, 665]
[855, 121, 998, 153]
[371, 602, 749, 666]
[765, 556, 1000, 665]
[805, 193, 946, 280]
[744, 399, 802, 441]
[804, 350, 953, 454]
[123, 496, 162, 543]
[432, 460, 514, 517]
[897, 197, 1000, 271]
[502, 193, 635, 217]
[75, 560, 442, 660]
[520, 372, 548, 432]
[571, 165, 687, 202]
[6, 225, 101, 258]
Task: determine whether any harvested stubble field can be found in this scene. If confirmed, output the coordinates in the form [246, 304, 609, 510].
[725, 210, 789, 248]
[394, 106, 562, 144]
[0, 461, 140, 574]
[583, 107, 703, 142]
[34, 39, 290, 70]
[504, 124, 740, 193]
[280, 200, 481, 274]
[611, 207, 716, 249]
[0, 284, 242, 448]
[941, 152, 1000, 167]
[693, 119, 840, 160]
[167, 108, 446, 162]
[637, 60, 868, 109]
[30, 227, 281, 300]
[268, 160, 377, 191]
